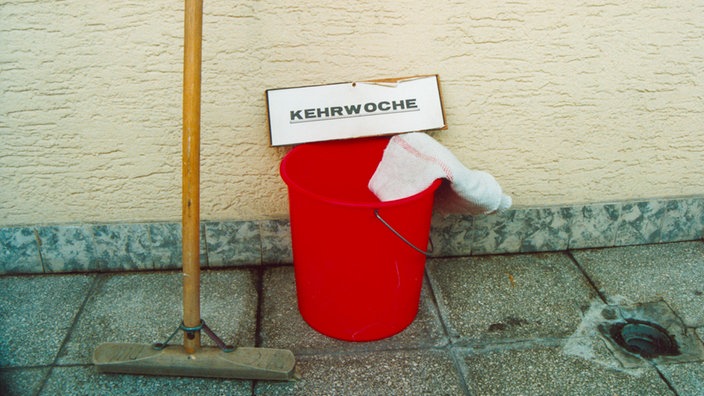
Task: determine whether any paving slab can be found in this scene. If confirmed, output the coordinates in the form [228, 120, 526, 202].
[3, 244, 703, 395]
[571, 241, 704, 327]
[426, 253, 597, 344]
[657, 361, 704, 396]
[56, 269, 258, 365]
[255, 349, 464, 396]
[0, 367, 49, 396]
[0, 274, 95, 367]
[259, 266, 447, 354]
[41, 366, 252, 395]
[459, 345, 674, 395]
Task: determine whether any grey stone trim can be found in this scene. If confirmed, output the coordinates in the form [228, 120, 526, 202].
[1, 197, 702, 274]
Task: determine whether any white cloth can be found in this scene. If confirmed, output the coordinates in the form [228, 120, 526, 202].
[368, 133, 512, 215]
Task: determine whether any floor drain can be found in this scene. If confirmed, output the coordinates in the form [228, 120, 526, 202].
[608, 319, 680, 359]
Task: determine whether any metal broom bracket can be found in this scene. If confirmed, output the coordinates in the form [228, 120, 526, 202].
[153, 320, 235, 352]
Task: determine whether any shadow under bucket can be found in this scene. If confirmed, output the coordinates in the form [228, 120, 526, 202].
[280, 137, 441, 341]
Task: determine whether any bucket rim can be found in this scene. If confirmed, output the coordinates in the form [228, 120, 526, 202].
[280, 144, 442, 209]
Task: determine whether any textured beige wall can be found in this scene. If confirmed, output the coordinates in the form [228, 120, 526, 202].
[1, 1, 703, 226]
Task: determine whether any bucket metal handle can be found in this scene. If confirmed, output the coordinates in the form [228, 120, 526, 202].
[374, 209, 434, 257]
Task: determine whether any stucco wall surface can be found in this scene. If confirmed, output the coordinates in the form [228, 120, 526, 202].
[1, 1, 702, 226]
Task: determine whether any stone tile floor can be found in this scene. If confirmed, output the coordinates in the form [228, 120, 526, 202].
[1, 241, 703, 395]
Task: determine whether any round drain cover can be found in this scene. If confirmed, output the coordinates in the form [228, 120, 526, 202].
[610, 320, 680, 359]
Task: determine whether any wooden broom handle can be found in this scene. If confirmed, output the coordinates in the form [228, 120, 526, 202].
[182, 0, 203, 354]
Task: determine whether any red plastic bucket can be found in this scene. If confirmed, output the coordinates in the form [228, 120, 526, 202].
[280, 136, 440, 341]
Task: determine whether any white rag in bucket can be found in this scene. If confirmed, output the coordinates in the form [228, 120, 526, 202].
[368, 132, 512, 215]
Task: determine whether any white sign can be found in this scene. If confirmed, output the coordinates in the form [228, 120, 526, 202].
[266, 75, 446, 146]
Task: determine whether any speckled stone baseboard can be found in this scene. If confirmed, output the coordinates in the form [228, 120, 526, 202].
[1, 197, 702, 275]
[431, 197, 704, 257]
